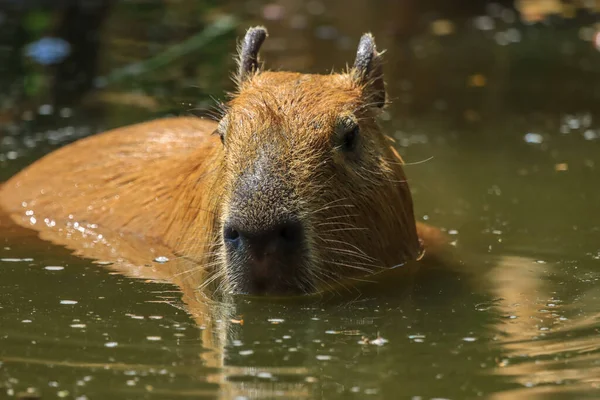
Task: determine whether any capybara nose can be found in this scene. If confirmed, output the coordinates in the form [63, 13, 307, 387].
[223, 219, 304, 259]
[223, 218, 306, 294]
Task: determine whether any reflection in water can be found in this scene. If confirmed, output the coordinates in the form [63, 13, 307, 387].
[1, 1, 600, 399]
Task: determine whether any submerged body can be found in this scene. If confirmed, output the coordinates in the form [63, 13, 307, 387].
[0, 27, 444, 295]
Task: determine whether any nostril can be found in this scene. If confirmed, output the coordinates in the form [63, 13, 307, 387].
[279, 221, 303, 243]
[223, 226, 240, 242]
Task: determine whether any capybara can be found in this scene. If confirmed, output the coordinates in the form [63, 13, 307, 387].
[1, 27, 445, 296]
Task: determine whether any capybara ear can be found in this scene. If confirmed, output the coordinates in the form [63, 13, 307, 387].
[352, 33, 386, 108]
[236, 26, 268, 86]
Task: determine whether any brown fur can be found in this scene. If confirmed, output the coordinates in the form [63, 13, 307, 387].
[0, 29, 435, 295]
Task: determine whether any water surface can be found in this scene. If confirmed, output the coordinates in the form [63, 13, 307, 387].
[1, 1, 599, 399]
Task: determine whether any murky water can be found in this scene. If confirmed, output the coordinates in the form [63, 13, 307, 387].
[1, 1, 599, 399]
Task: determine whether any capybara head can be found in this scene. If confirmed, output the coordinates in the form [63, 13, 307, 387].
[214, 27, 422, 296]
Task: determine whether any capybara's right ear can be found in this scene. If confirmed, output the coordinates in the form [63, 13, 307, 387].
[236, 26, 268, 87]
[352, 33, 386, 108]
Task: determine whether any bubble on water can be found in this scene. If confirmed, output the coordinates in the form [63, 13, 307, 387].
[60, 300, 78, 305]
[146, 336, 161, 341]
[104, 342, 118, 348]
[153, 256, 169, 263]
[257, 372, 272, 379]
[70, 324, 86, 329]
[239, 350, 253, 356]
[57, 390, 70, 398]
[22, 319, 32, 323]
[524, 133, 543, 144]
[316, 355, 332, 361]
[463, 337, 477, 342]
[268, 318, 284, 324]
[1, 258, 34, 262]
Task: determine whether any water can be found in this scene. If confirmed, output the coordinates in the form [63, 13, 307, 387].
[1, 1, 600, 399]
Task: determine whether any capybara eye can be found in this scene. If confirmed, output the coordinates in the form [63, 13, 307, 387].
[336, 116, 359, 152]
[213, 129, 225, 145]
[215, 117, 228, 145]
[343, 124, 359, 152]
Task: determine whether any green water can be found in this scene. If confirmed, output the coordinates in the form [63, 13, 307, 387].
[1, 1, 599, 399]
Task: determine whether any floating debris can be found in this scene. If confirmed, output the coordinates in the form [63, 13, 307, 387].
[153, 256, 169, 263]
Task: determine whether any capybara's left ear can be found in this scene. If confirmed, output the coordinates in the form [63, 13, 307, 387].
[352, 33, 386, 108]
[236, 26, 268, 87]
